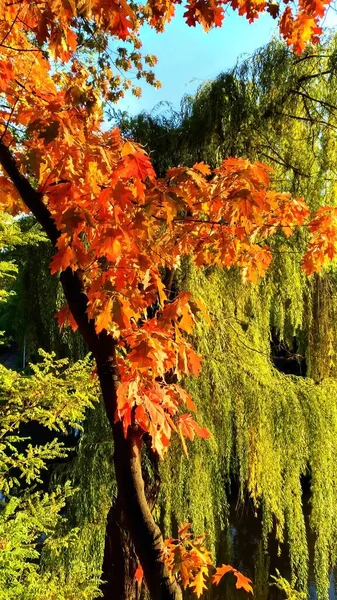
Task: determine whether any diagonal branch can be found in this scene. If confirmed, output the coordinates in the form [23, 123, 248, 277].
[0, 139, 58, 245]
[0, 139, 103, 349]
[0, 140, 115, 357]
[291, 88, 337, 112]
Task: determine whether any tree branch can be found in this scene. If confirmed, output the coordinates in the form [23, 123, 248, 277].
[274, 111, 337, 130]
[0, 140, 106, 354]
[291, 88, 337, 112]
[0, 139, 58, 245]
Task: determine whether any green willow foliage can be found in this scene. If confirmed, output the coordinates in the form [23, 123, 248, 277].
[0, 216, 87, 362]
[170, 263, 337, 599]
[116, 31, 337, 182]
[115, 34, 337, 600]
[271, 570, 307, 600]
[0, 214, 45, 329]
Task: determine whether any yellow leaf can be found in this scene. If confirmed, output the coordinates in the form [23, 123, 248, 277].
[154, 274, 167, 307]
[179, 305, 195, 334]
[121, 140, 137, 156]
[189, 567, 208, 598]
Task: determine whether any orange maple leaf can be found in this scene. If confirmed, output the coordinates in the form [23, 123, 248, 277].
[50, 243, 74, 274]
[212, 564, 236, 584]
[235, 570, 254, 594]
[185, 346, 203, 377]
[56, 305, 78, 332]
[193, 162, 211, 176]
[98, 236, 122, 262]
[95, 298, 113, 333]
[212, 564, 254, 594]
[134, 565, 143, 585]
[179, 305, 195, 334]
[178, 413, 210, 442]
[0, 60, 13, 91]
[122, 151, 156, 181]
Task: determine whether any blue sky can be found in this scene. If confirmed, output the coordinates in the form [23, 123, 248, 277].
[117, 8, 279, 115]
[117, 7, 337, 116]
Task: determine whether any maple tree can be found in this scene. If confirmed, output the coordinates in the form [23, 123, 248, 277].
[1, 1, 337, 599]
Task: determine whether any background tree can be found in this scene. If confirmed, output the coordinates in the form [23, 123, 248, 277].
[114, 35, 337, 600]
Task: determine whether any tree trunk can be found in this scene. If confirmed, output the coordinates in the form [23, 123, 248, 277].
[100, 438, 162, 600]
[100, 500, 139, 600]
[0, 139, 183, 600]
[97, 354, 183, 600]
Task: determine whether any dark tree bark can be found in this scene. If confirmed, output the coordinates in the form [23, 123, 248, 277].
[100, 500, 139, 600]
[98, 353, 182, 600]
[0, 139, 183, 600]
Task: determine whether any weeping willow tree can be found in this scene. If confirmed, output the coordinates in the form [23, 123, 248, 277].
[110, 34, 337, 600]
[0, 217, 87, 362]
[7, 35, 337, 600]
[162, 262, 337, 599]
